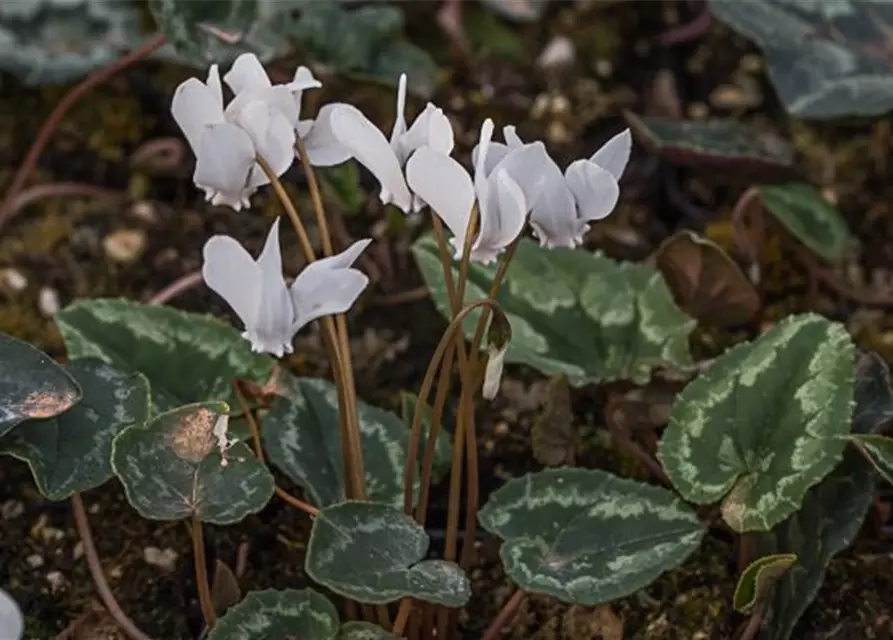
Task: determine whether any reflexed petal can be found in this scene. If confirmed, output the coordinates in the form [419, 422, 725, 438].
[171, 76, 225, 152]
[207, 65, 223, 110]
[202, 235, 262, 329]
[389, 73, 408, 150]
[253, 218, 295, 353]
[301, 104, 354, 166]
[256, 216, 284, 280]
[288, 65, 322, 120]
[565, 159, 620, 221]
[314, 238, 373, 271]
[223, 53, 271, 95]
[474, 119, 495, 190]
[471, 141, 509, 175]
[193, 122, 255, 203]
[493, 141, 551, 210]
[401, 103, 453, 162]
[589, 128, 632, 181]
[291, 269, 368, 332]
[527, 170, 578, 248]
[478, 169, 526, 251]
[406, 148, 474, 245]
[237, 102, 296, 189]
[503, 125, 524, 148]
[330, 103, 412, 212]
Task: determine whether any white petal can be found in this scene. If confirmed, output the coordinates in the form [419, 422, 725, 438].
[290, 255, 369, 332]
[317, 238, 373, 271]
[390, 73, 408, 149]
[406, 147, 474, 245]
[527, 169, 579, 248]
[237, 102, 296, 189]
[482, 344, 507, 400]
[171, 75, 225, 153]
[478, 169, 526, 251]
[503, 125, 524, 147]
[590, 128, 632, 181]
[193, 122, 255, 205]
[301, 104, 354, 166]
[252, 218, 297, 354]
[401, 103, 454, 162]
[330, 104, 412, 212]
[474, 119, 495, 190]
[288, 66, 322, 121]
[492, 141, 551, 211]
[565, 159, 620, 221]
[471, 141, 509, 176]
[202, 235, 262, 329]
[223, 53, 272, 95]
[206, 65, 223, 111]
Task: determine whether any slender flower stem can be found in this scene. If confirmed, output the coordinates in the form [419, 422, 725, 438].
[0, 33, 167, 232]
[392, 599, 413, 636]
[147, 270, 203, 306]
[70, 494, 151, 640]
[430, 215, 459, 312]
[191, 516, 216, 629]
[481, 588, 526, 640]
[295, 138, 334, 256]
[274, 486, 319, 517]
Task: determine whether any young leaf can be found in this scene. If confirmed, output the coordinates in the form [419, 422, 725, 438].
[339, 622, 401, 639]
[657, 313, 855, 532]
[848, 434, 893, 486]
[412, 234, 695, 386]
[262, 376, 451, 509]
[531, 373, 575, 466]
[306, 501, 471, 607]
[207, 588, 339, 640]
[112, 402, 274, 524]
[0, 359, 150, 501]
[211, 560, 242, 617]
[477, 468, 705, 606]
[759, 183, 853, 263]
[733, 553, 797, 614]
[653, 230, 760, 327]
[710, 0, 893, 119]
[56, 298, 273, 411]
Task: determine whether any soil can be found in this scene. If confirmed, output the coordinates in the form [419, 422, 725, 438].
[1, 2, 892, 639]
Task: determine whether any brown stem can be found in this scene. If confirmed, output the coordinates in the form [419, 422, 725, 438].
[0, 182, 120, 230]
[274, 486, 319, 517]
[737, 599, 768, 640]
[70, 494, 151, 640]
[0, 33, 167, 232]
[393, 599, 413, 636]
[790, 241, 893, 306]
[192, 516, 216, 629]
[611, 426, 671, 486]
[481, 589, 526, 640]
[147, 271, 203, 306]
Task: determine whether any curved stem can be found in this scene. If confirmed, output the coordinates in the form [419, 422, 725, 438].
[0, 182, 120, 230]
[481, 589, 526, 640]
[147, 271, 202, 306]
[70, 494, 152, 640]
[0, 33, 167, 232]
[274, 486, 319, 517]
[191, 516, 216, 629]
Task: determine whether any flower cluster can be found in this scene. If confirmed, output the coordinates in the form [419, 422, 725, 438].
[171, 53, 631, 357]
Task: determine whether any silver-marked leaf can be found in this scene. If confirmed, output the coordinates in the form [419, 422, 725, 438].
[112, 402, 274, 524]
[339, 622, 401, 639]
[207, 588, 339, 640]
[710, 0, 893, 119]
[477, 468, 705, 605]
[848, 434, 893, 486]
[306, 501, 471, 607]
[733, 553, 798, 614]
[0, 359, 149, 501]
[412, 234, 696, 386]
[262, 376, 451, 509]
[852, 351, 893, 435]
[56, 298, 273, 412]
[658, 313, 855, 532]
[759, 183, 853, 263]
[0, 332, 80, 438]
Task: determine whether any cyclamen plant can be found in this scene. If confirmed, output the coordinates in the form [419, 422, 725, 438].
[3, 47, 893, 640]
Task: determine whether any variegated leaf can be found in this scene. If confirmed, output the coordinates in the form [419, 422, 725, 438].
[208, 588, 340, 640]
[306, 501, 471, 606]
[0, 359, 149, 500]
[0, 331, 80, 438]
[112, 402, 274, 524]
[658, 313, 855, 532]
[412, 234, 695, 386]
[733, 553, 798, 614]
[849, 434, 893, 486]
[56, 298, 273, 411]
[339, 622, 401, 639]
[477, 468, 705, 605]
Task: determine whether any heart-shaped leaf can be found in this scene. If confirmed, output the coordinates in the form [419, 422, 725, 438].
[339, 623, 401, 639]
[112, 402, 274, 524]
[0, 332, 81, 438]
[478, 468, 705, 605]
[412, 234, 696, 386]
[759, 183, 853, 263]
[848, 434, 893, 486]
[733, 553, 798, 614]
[208, 588, 339, 640]
[531, 373, 575, 467]
[653, 230, 760, 327]
[306, 501, 471, 607]
[262, 376, 451, 509]
[710, 0, 893, 119]
[56, 298, 273, 411]
[624, 112, 796, 176]
[0, 359, 149, 501]
[658, 313, 855, 532]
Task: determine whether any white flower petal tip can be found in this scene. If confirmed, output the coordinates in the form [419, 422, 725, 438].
[291, 65, 322, 90]
[482, 344, 507, 400]
[406, 147, 474, 245]
[565, 160, 620, 222]
[590, 128, 632, 181]
[223, 53, 271, 94]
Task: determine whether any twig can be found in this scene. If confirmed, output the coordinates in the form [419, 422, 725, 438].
[147, 271, 203, 306]
[481, 589, 527, 640]
[0, 182, 120, 229]
[658, 0, 712, 45]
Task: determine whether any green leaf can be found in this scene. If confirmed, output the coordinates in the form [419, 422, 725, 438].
[759, 183, 853, 263]
[263, 376, 450, 509]
[0, 0, 143, 86]
[851, 351, 893, 435]
[477, 468, 705, 605]
[848, 434, 893, 486]
[710, 0, 893, 119]
[112, 402, 274, 524]
[412, 234, 696, 386]
[399, 391, 452, 485]
[624, 112, 796, 175]
[733, 553, 798, 614]
[306, 501, 471, 606]
[56, 298, 273, 411]
[208, 588, 339, 640]
[0, 332, 81, 438]
[0, 359, 149, 501]
[339, 622, 401, 639]
[318, 161, 365, 216]
[657, 313, 855, 532]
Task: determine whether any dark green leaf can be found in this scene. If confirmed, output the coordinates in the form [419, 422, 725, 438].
[851, 351, 893, 435]
[112, 402, 274, 524]
[0, 359, 149, 500]
[478, 468, 705, 605]
[208, 588, 339, 640]
[733, 553, 798, 614]
[0, 331, 80, 438]
[339, 623, 401, 639]
[848, 434, 893, 486]
[306, 501, 470, 606]
[658, 313, 855, 532]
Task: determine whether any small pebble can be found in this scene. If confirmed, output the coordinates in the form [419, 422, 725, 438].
[73, 541, 84, 561]
[129, 201, 158, 224]
[594, 58, 613, 79]
[37, 287, 60, 318]
[25, 554, 44, 569]
[537, 35, 575, 69]
[531, 93, 551, 120]
[0, 268, 27, 293]
[45, 571, 66, 593]
[1, 499, 24, 520]
[103, 229, 147, 265]
[143, 546, 178, 572]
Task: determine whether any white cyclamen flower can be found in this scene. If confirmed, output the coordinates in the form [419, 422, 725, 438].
[406, 118, 531, 264]
[202, 217, 371, 357]
[171, 57, 300, 211]
[301, 73, 453, 214]
[476, 127, 632, 249]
